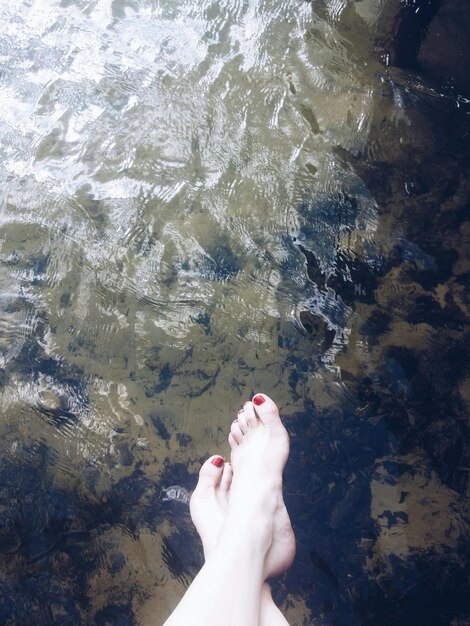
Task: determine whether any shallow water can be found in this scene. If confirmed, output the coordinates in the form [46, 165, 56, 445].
[1, 0, 470, 624]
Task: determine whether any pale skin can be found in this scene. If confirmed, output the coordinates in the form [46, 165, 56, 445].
[163, 393, 296, 626]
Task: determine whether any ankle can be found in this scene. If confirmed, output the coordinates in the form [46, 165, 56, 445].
[218, 514, 273, 558]
[261, 582, 273, 601]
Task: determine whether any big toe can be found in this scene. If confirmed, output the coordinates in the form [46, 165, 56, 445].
[193, 455, 225, 494]
[252, 393, 283, 428]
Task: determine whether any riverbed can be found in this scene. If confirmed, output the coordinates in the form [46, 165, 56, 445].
[0, 0, 469, 624]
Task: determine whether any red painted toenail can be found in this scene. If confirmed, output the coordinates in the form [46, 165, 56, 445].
[211, 456, 224, 468]
[253, 395, 265, 405]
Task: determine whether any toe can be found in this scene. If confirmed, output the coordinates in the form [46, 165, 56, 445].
[252, 393, 283, 427]
[243, 401, 258, 428]
[220, 462, 233, 492]
[195, 455, 225, 492]
[237, 407, 249, 433]
[230, 420, 244, 444]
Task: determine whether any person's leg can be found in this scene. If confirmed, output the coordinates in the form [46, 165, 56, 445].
[260, 583, 291, 626]
[189, 393, 295, 626]
[162, 522, 265, 626]
[163, 393, 292, 626]
[190, 456, 291, 626]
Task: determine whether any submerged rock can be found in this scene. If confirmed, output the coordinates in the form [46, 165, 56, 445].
[161, 485, 190, 506]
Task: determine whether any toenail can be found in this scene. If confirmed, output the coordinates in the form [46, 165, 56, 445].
[233, 418, 238, 423]
[243, 402, 249, 406]
[253, 395, 265, 405]
[211, 456, 224, 468]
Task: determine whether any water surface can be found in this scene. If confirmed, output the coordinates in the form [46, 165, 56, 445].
[0, 0, 469, 624]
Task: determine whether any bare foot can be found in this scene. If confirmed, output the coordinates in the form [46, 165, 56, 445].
[190, 393, 296, 578]
[228, 393, 296, 577]
[189, 455, 232, 559]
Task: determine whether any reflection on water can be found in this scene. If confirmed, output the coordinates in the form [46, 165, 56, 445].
[1, 0, 469, 623]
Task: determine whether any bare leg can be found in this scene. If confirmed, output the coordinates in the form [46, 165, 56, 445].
[190, 455, 291, 626]
[187, 393, 295, 626]
[260, 584, 291, 626]
[163, 393, 293, 626]
[162, 526, 265, 626]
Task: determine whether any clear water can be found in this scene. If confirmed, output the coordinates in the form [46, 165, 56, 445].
[1, 0, 469, 624]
